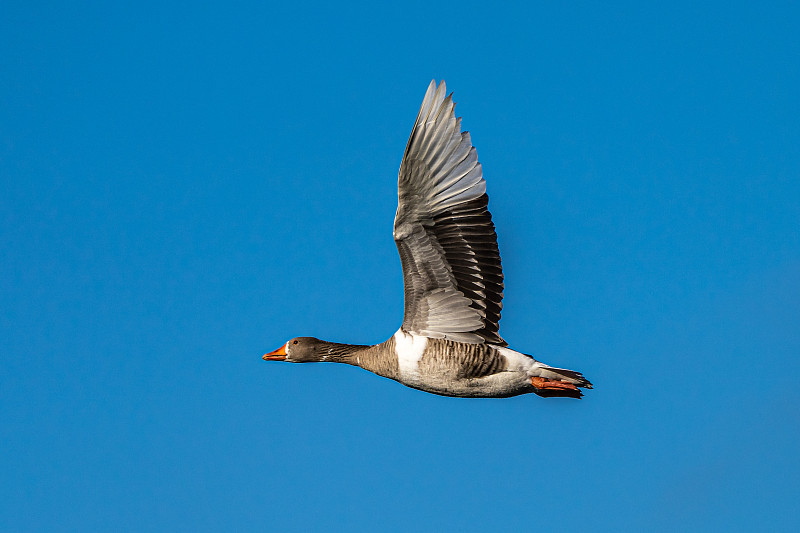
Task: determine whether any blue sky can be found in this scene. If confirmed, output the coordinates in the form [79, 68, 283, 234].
[2, 1, 799, 531]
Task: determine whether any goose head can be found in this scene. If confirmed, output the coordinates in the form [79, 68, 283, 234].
[263, 337, 323, 363]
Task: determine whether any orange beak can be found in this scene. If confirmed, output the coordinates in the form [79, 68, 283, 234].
[263, 343, 288, 361]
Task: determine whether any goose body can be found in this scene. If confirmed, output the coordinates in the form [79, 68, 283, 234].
[264, 80, 592, 399]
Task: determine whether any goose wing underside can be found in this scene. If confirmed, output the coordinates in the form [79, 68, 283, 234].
[394, 80, 506, 346]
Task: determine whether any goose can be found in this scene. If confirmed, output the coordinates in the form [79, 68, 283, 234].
[263, 80, 592, 399]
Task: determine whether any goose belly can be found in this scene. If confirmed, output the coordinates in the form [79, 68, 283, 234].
[401, 371, 533, 398]
[391, 330, 534, 398]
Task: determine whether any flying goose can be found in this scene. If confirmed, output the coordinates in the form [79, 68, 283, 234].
[264, 80, 592, 398]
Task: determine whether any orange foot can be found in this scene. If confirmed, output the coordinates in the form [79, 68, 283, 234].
[531, 377, 579, 391]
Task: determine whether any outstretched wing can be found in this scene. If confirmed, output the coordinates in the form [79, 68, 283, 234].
[394, 80, 506, 346]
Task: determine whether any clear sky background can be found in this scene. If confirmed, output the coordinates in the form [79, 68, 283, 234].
[2, 1, 799, 531]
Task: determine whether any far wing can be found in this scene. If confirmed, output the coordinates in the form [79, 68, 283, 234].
[394, 80, 505, 346]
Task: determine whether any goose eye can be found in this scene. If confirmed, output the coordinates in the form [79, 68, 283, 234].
[292, 340, 298, 345]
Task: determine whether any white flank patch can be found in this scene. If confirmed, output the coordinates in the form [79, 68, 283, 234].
[394, 329, 428, 380]
[495, 346, 538, 374]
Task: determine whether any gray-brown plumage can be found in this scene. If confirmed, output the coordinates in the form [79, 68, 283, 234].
[263, 80, 592, 399]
